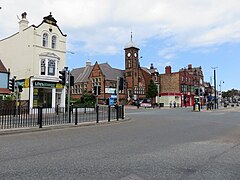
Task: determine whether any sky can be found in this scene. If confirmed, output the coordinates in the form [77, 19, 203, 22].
[1, 0, 240, 91]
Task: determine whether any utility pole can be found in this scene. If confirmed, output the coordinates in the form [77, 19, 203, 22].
[212, 67, 218, 109]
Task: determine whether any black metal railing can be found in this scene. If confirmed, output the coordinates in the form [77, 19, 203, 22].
[0, 105, 125, 130]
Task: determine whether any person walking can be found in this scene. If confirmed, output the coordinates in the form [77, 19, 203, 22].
[169, 101, 172, 108]
[173, 101, 176, 108]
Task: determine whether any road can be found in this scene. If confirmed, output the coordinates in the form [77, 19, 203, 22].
[0, 107, 240, 179]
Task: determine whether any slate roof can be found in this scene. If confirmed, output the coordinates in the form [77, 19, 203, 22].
[71, 62, 125, 83]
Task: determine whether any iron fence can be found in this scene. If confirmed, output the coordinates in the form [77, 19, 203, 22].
[0, 105, 125, 130]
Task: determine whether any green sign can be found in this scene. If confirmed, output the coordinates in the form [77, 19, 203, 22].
[33, 81, 56, 88]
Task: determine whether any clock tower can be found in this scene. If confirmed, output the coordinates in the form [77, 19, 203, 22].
[124, 33, 140, 101]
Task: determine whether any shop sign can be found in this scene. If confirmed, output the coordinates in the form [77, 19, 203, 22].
[56, 83, 63, 89]
[33, 81, 56, 88]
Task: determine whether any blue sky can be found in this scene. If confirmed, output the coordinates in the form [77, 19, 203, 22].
[1, 0, 240, 91]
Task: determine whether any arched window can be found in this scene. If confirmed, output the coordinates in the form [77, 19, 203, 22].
[51, 35, 57, 49]
[42, 33, 48, 47]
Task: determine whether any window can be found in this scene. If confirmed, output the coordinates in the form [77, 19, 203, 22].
[128, 60, 131, 68]
[51, 35, 57, 49]
[41, 59, 46, 75]
[48, 59, 56, 76]
[42, 33, 48, 47]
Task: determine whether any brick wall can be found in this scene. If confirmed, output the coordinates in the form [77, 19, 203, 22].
[160, 72, 180, 94]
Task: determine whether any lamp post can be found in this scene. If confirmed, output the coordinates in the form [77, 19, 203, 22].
[212, 67, 218, 109]
[137, 56, 142, 108]
[219, 80, 224, 106]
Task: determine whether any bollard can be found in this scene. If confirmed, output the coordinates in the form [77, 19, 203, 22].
[38, 106, 42, 128]
[122, 105, 124, 119]
[75, 107, 78, 125]
[96, 105, 99, 123]
[108, 105, 111, 122]
[68, 106, 71, 123]
[56, 105, 59, 115]
[116, 105, 119, 121]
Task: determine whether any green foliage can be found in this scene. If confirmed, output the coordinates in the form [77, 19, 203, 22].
[222, 89, 239, 98]
[146, 79, 158, 99]
[80, 93, 96, 107]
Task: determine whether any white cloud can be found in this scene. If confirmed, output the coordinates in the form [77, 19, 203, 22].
[1, 0, 240, 56]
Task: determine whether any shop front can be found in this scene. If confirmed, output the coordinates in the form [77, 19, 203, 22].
[30, 80, 65, 108]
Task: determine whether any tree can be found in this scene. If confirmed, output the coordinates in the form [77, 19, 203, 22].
[146, 79, 158, 102]
[80, 93, 96, 107]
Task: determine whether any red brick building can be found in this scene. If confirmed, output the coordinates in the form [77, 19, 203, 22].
[160, 64, 204, 107]
[71, 37, 160, 104]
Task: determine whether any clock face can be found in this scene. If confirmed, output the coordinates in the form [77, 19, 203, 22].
[134, 52, 137, 57]
[127, 52, 131, 57]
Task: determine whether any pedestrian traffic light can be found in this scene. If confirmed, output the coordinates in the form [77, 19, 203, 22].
[9, 78, 15, 92]
[18, 85, 23, 92]
[59, 69, 66, 85]
[119, 77, 124, 90]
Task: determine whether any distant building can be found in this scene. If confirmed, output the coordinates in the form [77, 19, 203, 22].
[71, 36, 160, 104]
[0, 12, 67, 108]
[159, 64, 204, 107]
[0, 60, 10, 99]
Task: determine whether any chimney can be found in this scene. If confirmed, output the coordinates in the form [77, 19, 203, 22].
[18, 12, 29, 32]
[86, 59, 91, 67]
[165, 66, 171, 74]
[188, 64, 192, 69]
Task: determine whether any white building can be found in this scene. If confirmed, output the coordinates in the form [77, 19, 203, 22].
[0, 12, 67, 108]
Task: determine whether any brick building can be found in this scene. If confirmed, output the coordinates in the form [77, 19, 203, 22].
[160, 64, 204, 107]
[71, 37, 160, 104]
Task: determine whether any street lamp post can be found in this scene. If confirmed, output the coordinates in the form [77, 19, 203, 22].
[212, 67, 218, 109]
[137, 56, 142, 108]
[219, 80, 224, 106]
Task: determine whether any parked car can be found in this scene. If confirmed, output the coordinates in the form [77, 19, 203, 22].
[140, 99, 152, 108]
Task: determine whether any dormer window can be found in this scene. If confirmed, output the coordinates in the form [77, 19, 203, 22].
[42, 33, 48, 47]
[51, 35, 57, 49]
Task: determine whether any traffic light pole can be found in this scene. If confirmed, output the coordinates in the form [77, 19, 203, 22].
[67, 70, 71, 123]
[16, 84, 18, 118]
[117, 76, 119, 105]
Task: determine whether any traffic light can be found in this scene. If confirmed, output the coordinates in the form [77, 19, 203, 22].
[98, 86, 101, 94]
[70, 75, 74, 86]
[93, 86, 97, 95]
[18, 85, 23, 92]
[59, 69, 66, 85]
[9, 78, 15, 92]
[119, 77, 124, 90]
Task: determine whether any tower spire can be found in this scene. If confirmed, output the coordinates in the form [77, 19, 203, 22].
[131, 32, 133, 42]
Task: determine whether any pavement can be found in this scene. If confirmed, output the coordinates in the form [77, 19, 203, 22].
[0, 117, 130, 136]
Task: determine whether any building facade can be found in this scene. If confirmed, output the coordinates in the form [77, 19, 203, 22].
[71, 37, 160, 104]
[0, 60, 10, 99]
[0, 12, 67, 108]
[159, 64, 204, 107]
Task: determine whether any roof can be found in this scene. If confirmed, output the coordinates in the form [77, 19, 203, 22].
[0, 88, 10, 95]
[124, 40, 139, 49]
[99, 63, 125, 81]
[0, 60, 8, 72]
[71, 62, 125, 83]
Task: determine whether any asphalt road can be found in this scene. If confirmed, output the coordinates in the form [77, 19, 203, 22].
[0, 107, 240, 179]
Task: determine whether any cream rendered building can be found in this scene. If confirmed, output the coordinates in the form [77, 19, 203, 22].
[0, 12, 67, 108]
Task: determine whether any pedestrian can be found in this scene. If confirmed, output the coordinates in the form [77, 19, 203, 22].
[173, 101, 176, 108]
[169, 101, 172, 108]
